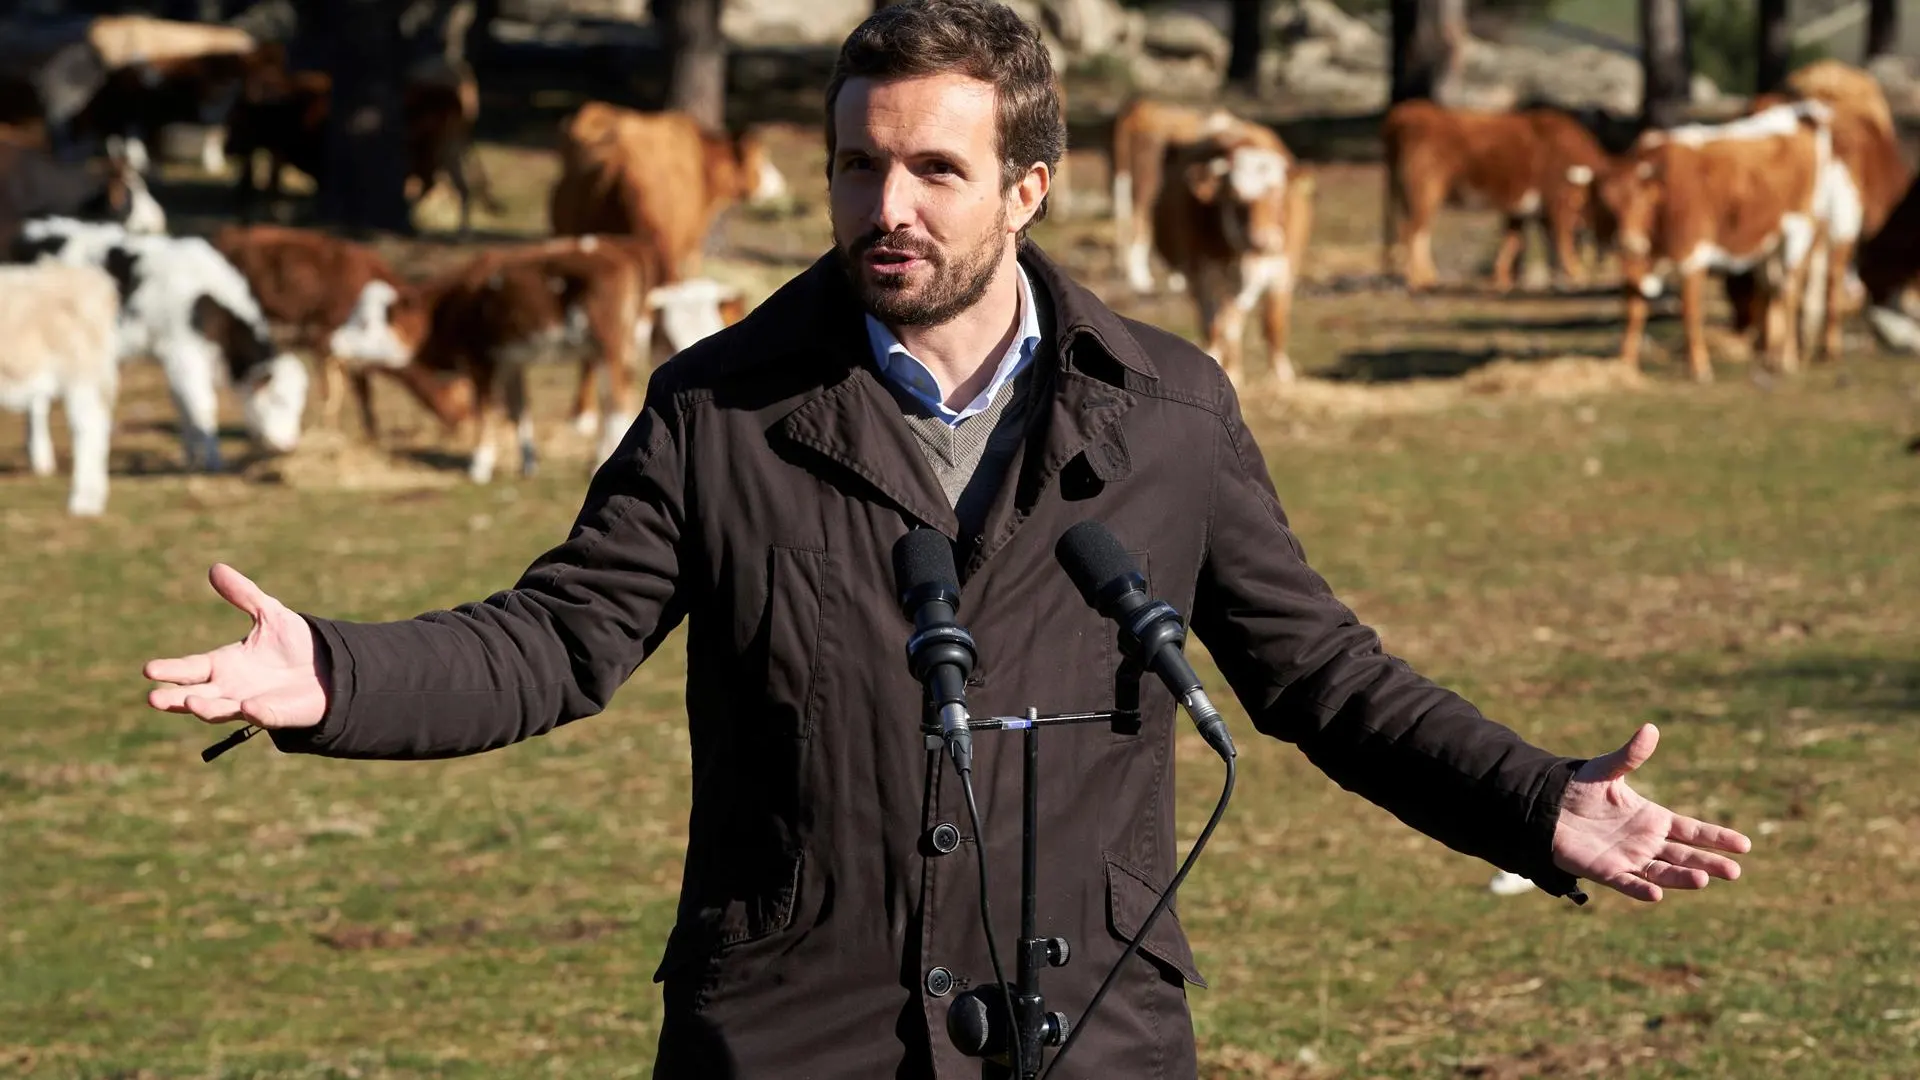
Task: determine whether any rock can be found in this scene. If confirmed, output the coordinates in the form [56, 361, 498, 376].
[1141, 9, 1229, 69]
[1270, 0, 1382, 70]
[719, 0, 869, 48]
[1038, 0, 1138, 59]
[1867, 54, 1920, 116]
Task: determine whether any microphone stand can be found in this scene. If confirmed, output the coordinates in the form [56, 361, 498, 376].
[933, 702, 1141, 1080]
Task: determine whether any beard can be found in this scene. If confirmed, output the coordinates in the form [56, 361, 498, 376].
[836, 212, 1006, 328]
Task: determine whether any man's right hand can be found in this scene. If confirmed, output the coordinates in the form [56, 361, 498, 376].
[144, 563, 328, 729]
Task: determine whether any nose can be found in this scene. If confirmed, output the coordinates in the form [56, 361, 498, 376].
[870, 163, 917, 235]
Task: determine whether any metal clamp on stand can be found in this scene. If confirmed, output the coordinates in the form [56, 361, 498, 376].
[934, 705, 1140, 1080]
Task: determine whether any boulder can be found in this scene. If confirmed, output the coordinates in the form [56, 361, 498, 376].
[719, 0, 869, 48]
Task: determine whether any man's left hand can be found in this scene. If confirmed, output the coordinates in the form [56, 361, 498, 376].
[1550, 723, 1752, 902]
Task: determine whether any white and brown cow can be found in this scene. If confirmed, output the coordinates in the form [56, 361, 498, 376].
[1109, 97, 1274, 295]
[1149, 125, 1314, 387]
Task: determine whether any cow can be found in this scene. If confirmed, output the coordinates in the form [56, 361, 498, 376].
[208, 223, 472, 440]
[0, 259, 122, 515]
[1857, 172, 1920, 353]
[1149, 124, 1314, 387]
[1109, 97, 1274, 295]
[1381, 99, 1611, 292]
[1585, 100, 1834, 382]
[10, 216, 310, 468]
[325, 239, 651, 483]
[0, 139, 166, 247]
[223, 59, 499, 234]
[547, 102, 788, 286]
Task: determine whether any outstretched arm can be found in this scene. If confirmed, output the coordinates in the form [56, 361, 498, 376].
[144, 383, 692, 761]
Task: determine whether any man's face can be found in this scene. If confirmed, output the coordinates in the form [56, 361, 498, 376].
[829, 73, 1038, 327]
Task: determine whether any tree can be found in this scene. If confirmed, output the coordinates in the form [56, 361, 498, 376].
[1867, 0, 1900, 61]
[1389, 0, 1464, 105]
[318, 0, 413, 234]
[656, 0, 726, 131]
[1639, 0, 1690, 132]
[1227, 0, 1272, 92]
[1756, 0, 1791, 94]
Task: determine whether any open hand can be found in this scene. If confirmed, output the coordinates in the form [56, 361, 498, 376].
[143, 563, 328, 729]
[1550, 723, 1751, 902]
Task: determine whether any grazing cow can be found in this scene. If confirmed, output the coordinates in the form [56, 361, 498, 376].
[0, 140, 166, 246]
[224, 60, 499, 233]
[547, 102, 788, 285]
[1857, 173, 1920, 353]
[209, 223, 470, 438]
[1149, 126, 1314, 386]
[0, 260, 122, 515]
[11, 217, 309, 467]
[326, 240, 650, 482]
[1381, 99, 1611, 291]
[1586, 100, 1833, 381]
[68, 46, 263, 175]
[1109, 97, 1271, 294]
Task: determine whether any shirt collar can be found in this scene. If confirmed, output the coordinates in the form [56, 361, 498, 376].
[865, 262, 1043, 426]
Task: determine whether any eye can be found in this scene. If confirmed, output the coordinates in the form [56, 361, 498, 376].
[921, 160, 957, 177]
[839, 154, 874, 173]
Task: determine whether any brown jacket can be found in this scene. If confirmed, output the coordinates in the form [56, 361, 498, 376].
[271, 244, 1584, 1078]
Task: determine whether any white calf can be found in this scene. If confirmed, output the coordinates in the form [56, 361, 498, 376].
[17, 217, 309, 470]
[0, 262, 123, 515]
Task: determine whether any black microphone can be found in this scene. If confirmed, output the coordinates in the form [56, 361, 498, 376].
[1054, 521, 1236, 761]
[893, 528, 977, 774]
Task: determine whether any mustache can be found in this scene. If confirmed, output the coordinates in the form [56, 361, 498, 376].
[850, 229, 937, 259]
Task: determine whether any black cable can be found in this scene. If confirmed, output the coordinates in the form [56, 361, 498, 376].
[959, 764, 1024, 1079]
[1038, 751, 1237, 1080]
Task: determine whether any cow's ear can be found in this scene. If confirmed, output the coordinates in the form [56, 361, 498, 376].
[1566, 164, 1594, 186]
[1186, 155, 1229, 202]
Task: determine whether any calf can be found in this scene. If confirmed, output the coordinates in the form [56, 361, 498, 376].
[1381, 99, 1610, 291]
[208, 223, 468, 438]
[1587, 101, 1833, 381]
[1149, 126, 1314, 386]
[11, 217, 309, 468]
[0, 260, 121, 515]
[548, 102, 787, 285]
[1109, 97, 1270, 294]
[326, 241, 648, 483]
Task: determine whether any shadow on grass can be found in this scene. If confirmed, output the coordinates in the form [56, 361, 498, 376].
[1703, 654, 1920, 719]
[1323, 344, 1580, 383]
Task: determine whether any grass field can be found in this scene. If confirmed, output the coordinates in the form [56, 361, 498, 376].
[3, 121, 1920, 1078]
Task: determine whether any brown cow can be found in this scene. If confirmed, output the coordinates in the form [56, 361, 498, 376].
[209, 223, 472, 438]
[1149, 125, 1314, 387]
[1587, 101, 1833, 381]
[1857, 173, 1920, 353]
[1109, 97, 1271, 294]
[547, 102, 787, 286]
[1381, 99, 1611, 292]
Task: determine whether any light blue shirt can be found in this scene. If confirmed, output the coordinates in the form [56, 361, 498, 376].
[865, 264, 1042, 426]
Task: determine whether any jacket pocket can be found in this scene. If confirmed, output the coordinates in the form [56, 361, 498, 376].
[1104, 851, 1207, 989]
[762, 544, 826, 739]
[651, 847, 805, 984]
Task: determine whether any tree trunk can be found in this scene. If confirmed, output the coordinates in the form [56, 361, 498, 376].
[1639, 0, 1690, 132]
[318, 0, 413, 234]
[1227, 0, 1270, 92]
[1756, 0, 1792, 94]
[657, 0, 726, 131]
[1867, 0, 1900, 60]
[1390, 0, 1461, 105]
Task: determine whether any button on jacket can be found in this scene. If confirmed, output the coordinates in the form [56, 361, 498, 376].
[270, 243, 1585, 1079]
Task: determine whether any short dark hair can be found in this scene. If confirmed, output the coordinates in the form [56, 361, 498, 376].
[824, 0, 1066, 233]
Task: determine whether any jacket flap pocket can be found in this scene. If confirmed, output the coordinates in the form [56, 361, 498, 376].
[1104, 852, 1207, 988]
[652, 849, 805, 984]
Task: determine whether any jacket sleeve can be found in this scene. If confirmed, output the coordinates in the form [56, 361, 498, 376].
[1187, 379, 1585, 897]
[267, 378, 692, 761]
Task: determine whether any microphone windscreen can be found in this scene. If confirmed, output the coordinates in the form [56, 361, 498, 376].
[1054, 520, 1137, 608]
[893, 527, 959, 597]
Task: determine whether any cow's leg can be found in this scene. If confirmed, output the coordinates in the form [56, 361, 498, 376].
[468, 363, 502, 485]
[1778, 255, 1808, 376]
[570, 363, 600, 437]
[351, 370, 379, 443]
[26, 396, 55, 477]
[1620, 284, 1650, 373]
[1549, 207, 1587, 286]
[1492, 216, 1526, 293]
[319, 354, 347, 429]
[63, 378, 114, 517]
[1817, 238, 1854, 365]
[1402, 175, 1443, 292]
[1260, 257, 1298, 384]
[503, 366, 537, 479]
[1126, 141, 1164, 294]
[588, 286, 642, 467]
[1681, 269, 1712, 383]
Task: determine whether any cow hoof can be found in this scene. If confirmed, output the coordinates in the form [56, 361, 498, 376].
[572, 411, 600, 437]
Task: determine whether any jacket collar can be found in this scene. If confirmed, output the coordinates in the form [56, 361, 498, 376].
[773, 243, 1144, 543]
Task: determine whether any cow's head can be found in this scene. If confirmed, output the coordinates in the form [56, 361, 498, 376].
[189, 294, 309, 452]
[1181, 137, 1292, 254]
[1581, 152, 1665, 290]
[329, 279, 431, 370]
[82, 154, 167, 234]
[711, 125, 789, 208]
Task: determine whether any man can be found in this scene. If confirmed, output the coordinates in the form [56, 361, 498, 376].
[143, 2, 1751, 1076]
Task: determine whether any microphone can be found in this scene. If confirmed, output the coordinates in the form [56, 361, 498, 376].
[1054, 521, 1236, 761]
[892, 528, 977, 774]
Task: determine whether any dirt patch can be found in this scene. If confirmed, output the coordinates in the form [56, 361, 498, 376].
[1259, 357, 1645, 420]
[242, 429, 468, 493]
[314, 916, 628, 951]
[1453, 1034, 1686, 1077]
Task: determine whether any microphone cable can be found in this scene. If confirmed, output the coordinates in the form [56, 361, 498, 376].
[958, 758, 1023, 1079]
[1038, 749, 1237, 1080]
